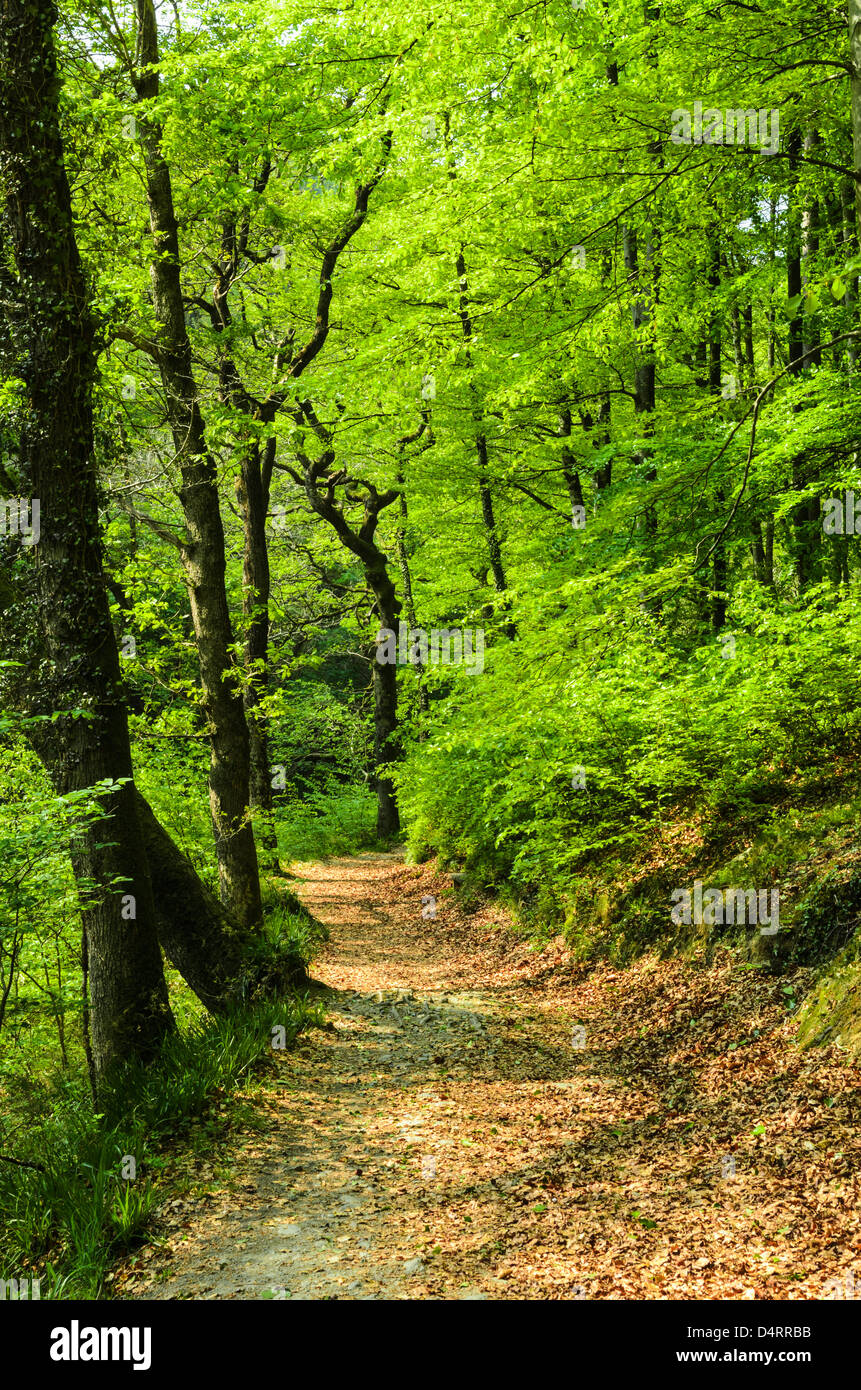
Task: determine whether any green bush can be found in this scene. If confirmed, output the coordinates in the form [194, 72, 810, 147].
[275, 786, 380, 861]
[395, 588, 861, 953]
[790, 869, 861, 967]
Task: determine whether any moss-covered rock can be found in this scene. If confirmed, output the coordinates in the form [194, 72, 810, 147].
[797, 950, 861, 1058]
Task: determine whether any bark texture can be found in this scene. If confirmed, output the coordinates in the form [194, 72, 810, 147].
[132, 0, 262, 926]
[0, 0, 173, 1077]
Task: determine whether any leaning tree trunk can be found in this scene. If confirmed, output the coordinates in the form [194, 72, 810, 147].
[133, 0, 262, 928]
[0, 0, 174, 1078]
[133, 791, 258, 1011]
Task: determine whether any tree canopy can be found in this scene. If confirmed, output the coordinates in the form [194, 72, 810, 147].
[3, 0, 861, 1307]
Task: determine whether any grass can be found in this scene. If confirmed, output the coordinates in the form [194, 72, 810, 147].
[0, 995, 320, 1299]
[0, 781, 342, 1300]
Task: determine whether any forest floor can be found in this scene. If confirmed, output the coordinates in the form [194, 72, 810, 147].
[119, 849, 861, 1301]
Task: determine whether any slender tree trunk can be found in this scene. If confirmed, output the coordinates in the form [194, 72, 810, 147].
[443, 113, 515, 639]
[237, 439, 280, 869]
[752, 522, 766, 584]
[210, 196, 281, 873]
[454, 245, 516, 638]
[849, 2, 861, 235]
[787, 128, 820, 591]
[707, 234, 726, 632]
[559, 406, 585, 520]
[0, 0, 174, 1078]
[396, 475, 430, 718]
[476, 439, 510, 597]
[743, 304, 755, 386]
[802, 131, 822, 369]
[594, 393, 612, 491]
[767, 198, 778, 373]
[731, 305, 744, 390]
[133, 0, 261, 926]
[837, 179, 860, 370]
[623, 224, 659, 586]
[369, 563, 401, 838]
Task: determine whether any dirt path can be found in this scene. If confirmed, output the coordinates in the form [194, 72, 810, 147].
[127, 851, 861, 1301]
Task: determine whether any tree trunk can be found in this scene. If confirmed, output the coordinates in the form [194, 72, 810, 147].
[368, 562, 401, 838]
[841, 179, 859, 370]
[477, 444, 510, 598]
[623, 224, 659, 579]
[454, 246, 516, 639]
[291, 428, 402, 838]
[133, 791, 258, 1011]
[396, 475, 430, 719]
[787, 128, 820, 592]
[559, 406, 585, 521]
[132, 0, 261, 926]
[707, 234, 726, 632]
[849, 1, 861, 236]
[0, 0, 174, 1078]
[237, 439, 280, 870]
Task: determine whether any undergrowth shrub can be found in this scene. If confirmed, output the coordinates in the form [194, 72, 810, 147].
[275, 787, 379, 860]
[396, 588, 861, 960]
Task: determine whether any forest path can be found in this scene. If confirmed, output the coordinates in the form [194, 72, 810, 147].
[127, 851, 860, 1301]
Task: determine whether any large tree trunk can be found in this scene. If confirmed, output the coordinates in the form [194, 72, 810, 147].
[0, 0, 174, 1078]
[132, 0, 261, 927]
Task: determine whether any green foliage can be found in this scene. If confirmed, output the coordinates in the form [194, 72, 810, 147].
[45, 0, 861, 974]
[397, 589, 861, 951]
[276, 787, 380, 861]
[792, 870, 861, 967]
[0, 997, 316, 1298]
[6, 2, 861, 1303]
[238, 889, 331, 993]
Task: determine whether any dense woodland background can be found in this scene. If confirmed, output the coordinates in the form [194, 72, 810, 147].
[3, 0, 861, 1298]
